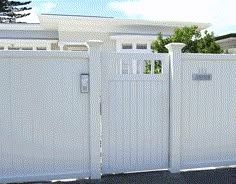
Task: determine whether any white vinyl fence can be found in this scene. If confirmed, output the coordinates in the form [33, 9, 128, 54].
[0, 51, 92, 183]
[180, 54, 236, 170]
[0, 42, 235, 183]
[167, 44, 236, 172]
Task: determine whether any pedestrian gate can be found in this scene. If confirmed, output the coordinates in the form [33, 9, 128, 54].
[101, 52, 170, 174]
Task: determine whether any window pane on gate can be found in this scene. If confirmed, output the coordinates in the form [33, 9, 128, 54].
[154, 60, 162, 74]
[143, 60, 162, 74]
[144, 60, 151, 74]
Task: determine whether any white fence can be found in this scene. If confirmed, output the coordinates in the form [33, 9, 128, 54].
[0, 51, 93, 183]
[180, 53, 236, 169]
[167, 44, 236, 172]
[0, 42, 235, 183]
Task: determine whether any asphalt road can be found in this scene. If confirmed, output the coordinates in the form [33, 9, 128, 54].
[55, 167, 236, 184]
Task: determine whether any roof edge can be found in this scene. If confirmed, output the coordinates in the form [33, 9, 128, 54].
[0, 23, 42, 30]
[39, 14, 211, 30]
[215, 33, 236, 41]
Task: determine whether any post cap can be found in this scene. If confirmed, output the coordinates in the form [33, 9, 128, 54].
[165, 43, 186, 52]
[87, 40, 103, 47]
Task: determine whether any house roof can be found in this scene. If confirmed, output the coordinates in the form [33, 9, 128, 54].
[215, 33, 236, 50]
[0, 14, 211, 32]
[215, 33, 236, 41]
[39, 14, 211, 31]
[41, 13, 114, 19]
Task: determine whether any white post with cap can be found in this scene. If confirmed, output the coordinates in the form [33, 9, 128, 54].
[87, 40, 103, 179]
[165, 43, 185, 173]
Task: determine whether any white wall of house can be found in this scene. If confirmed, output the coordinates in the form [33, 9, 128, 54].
[58, 31, 116, 52]
[0, 14, 210, 52]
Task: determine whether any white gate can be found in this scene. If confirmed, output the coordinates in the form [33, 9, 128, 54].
[101, 53, 170, 174]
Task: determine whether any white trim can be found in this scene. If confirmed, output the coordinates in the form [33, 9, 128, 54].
[58, 41, 88, 47]
[39, 14, 211, 31]
[0, 39, 58, 50]
[110, 35, 157, 41]
[0, 15, 210, 31]
[58, 41, 89, 51]
[181, 161, 236, 170]
[0, 50, 88, 59]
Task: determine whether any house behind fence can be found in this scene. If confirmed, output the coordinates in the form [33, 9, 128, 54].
[0, 14, 235, 183]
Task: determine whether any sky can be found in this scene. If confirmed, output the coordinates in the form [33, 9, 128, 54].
[18, 0, 236, 36]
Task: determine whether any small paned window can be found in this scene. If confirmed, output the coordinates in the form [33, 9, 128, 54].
[122, 43, 132, 49]
[136, 44, 147, 49]
[22, 47, 33, 50]
[37, 47, 47, 50]
[8, 47, 20, 50]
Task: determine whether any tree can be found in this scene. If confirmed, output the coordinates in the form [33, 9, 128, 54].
[152, 26, 223, 53]
[0, 0, 32, 23]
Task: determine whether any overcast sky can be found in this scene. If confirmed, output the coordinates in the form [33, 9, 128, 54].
[18, 0, 236, 36]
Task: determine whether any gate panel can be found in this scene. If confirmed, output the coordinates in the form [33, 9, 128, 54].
[101, 53, 170, 174]
[0, 52, 90, 183]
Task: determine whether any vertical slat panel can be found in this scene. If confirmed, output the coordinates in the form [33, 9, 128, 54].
[181, 59, 236, 169]
[108, 81, 116, 172]
[0, 61, 12, 176]
[115, 81, 123, 172]
[143, 81, 151, 169]
[162, 79, 169, 167]
[136, 81, 144, 170]
[0, 55, 90, 183]
[130, 81, 137, 171]
[43, 61, 56, 174]
[150, 81, 159, 164]
[31, 61, 48, 175]
[123, 81, 131, 171]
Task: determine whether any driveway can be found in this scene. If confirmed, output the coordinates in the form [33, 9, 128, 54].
[55, 167, 236, 184]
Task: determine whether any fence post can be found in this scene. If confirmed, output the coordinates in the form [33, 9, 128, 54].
[165, 43, 185, 173]
[87, 40, 103, 179]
